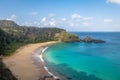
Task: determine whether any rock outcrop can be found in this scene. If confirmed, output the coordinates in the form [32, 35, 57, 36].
[56, 32, 81, 42]
[83, 36, 105, 43]
[83, 36, 92, 42]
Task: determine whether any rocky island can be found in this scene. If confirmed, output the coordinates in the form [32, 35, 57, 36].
[83, 36, 106, 43]
[55, 31, 81, 42]
[55, 32, 105, 43]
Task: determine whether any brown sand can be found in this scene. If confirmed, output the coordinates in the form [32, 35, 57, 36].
[3, 41, 57, 80]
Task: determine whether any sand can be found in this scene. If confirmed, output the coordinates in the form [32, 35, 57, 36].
[3, 41, 57, 80]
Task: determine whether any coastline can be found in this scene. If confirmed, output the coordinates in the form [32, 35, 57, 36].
[31, 44, 61, 80]
[3, 41, 58, 80]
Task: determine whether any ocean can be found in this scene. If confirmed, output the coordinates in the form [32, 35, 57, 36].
[44, 32, 120, 80]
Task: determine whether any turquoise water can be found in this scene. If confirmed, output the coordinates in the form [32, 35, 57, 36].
[44, 32, 120, 80]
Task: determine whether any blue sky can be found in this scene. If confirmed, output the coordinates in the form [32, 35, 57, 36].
[0, 0, 120, 31]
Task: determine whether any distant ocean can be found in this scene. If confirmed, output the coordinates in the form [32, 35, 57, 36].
[44, 32, 120, 80]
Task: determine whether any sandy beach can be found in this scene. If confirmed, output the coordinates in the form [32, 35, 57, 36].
[3, 41, 57, 80]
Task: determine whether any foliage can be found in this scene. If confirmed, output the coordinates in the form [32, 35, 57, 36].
[0, 20, 65, 55]
[58, 31, 80, 42]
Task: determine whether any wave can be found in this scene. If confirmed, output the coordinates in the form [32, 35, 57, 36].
[38, 47, 60, 79]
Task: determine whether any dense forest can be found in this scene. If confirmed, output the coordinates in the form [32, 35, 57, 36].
[0, 20, 65, 56]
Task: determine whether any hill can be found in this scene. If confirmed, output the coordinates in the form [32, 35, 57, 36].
[0, 20, 65, 55]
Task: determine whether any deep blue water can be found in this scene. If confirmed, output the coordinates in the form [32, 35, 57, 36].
[44, 32, 120, 80]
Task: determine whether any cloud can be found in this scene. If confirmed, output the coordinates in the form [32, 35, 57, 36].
[29, 12, 38, 16]
[22, 22, 32, 26]
[70, 13, 94, 27]
[104, 19, 113, 23]
[49, 13, 55, 17]
[40, 13, 93, 27]
[41, 17, 47, 23]
[106, 0, 120, 4]
[71, 13, 82, 19]
[40, 17, 57, 27]
[69, 23, 74, 27]
[61, 18, 67, 21]
[6, 14, 17, 20]
[49, 20, 56, 26]
[71, 13, 93, 21]
[82, 22, 93, 26]
[33, 21, 40, 26]
[83, 17, 93, 20]
[49, 18, 56, 26]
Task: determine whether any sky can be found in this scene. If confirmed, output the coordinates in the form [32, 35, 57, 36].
[0, 0, 120, 32]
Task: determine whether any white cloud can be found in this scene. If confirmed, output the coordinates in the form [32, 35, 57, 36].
[33, 21, 40, 26]
[39, 13, 94, 28]
[82, 22, 93, 26]
[40, 17, 57, 27]
[49, 20, 56, 26]
[104, 19, 113, 23]
[29, 12, 38, 16]
[106, 0, 120, 4]
[61, 18, 67, 21]
[71, 13, 82, 19]
[6, 14, 17, 20]
[22, 22, 32, 26]
[71, 13, 93, 21]
[51, 18, 55, 21]
[69, 23, 74, 27]
[49, 13, 55, 17]
[83, 17, 93, 20]
[41, 17, 47, 23]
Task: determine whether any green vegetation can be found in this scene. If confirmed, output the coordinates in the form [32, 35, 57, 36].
[0, 20, 65, 56]
[83, 36, 92, 42]
[57, 31, 80, 42]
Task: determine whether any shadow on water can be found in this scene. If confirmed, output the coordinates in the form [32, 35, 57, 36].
[45, 62, 103, 80]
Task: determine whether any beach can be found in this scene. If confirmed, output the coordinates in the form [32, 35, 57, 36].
[3, 41, 57, 80]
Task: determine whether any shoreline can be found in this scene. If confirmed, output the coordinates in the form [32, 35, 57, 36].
[31, 44, 61, 80]
[3, 41, 58, 80]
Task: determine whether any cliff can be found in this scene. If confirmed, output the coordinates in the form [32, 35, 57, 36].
[55, 31, 81, 42]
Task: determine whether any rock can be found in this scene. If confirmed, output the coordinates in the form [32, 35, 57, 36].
[59, 32, 81, 43]
[83, 36, 105, 43]
[83, 36, 93, 42]
[92, 39, 105, 43]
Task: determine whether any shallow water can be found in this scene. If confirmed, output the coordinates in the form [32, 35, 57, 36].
[44, 32, 120, 80]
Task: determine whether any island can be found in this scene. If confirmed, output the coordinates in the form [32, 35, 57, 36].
[83, 36, 106, 43]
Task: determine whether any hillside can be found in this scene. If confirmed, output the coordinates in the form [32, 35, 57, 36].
[55, 31, 80, 42]
[0, 20, 65, 55]
[0, 20, 65, 42]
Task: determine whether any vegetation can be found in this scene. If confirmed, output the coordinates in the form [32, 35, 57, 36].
[83, 36, 105, 43]
[0, 20, 68, 80]
[0, 20, 65, 56]
[83, 36, 92, 42]
[56, 31, 80, 42]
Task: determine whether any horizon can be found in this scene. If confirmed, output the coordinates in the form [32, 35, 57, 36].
[0, 0, 120, 32]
